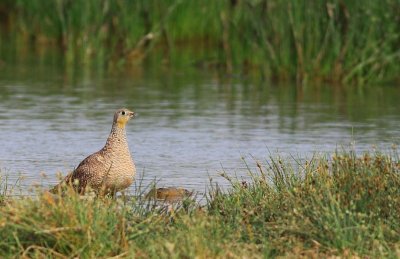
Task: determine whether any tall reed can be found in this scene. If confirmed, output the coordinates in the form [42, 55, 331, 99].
[1, 0, 399, 85]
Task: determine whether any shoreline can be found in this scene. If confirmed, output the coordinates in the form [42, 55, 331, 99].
[1, 150, 399, 257]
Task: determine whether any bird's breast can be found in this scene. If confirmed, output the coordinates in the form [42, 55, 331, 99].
[104, 148, 136, 191]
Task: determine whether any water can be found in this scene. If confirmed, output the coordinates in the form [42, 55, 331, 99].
[0, 63, 399, 195]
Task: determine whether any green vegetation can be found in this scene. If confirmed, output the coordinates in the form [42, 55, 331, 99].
[0, 0, 399, 85]
[0, 175, 6, 206]
[1, 150, 399, 257]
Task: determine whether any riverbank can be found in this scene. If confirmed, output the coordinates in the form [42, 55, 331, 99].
[0, 150, 399, 257]
[1, 0, 399, 85]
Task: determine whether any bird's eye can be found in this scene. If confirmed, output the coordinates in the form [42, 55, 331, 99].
[121, 111, 126, 115]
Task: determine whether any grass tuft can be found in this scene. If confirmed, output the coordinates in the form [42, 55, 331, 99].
[1, 150, 399, 257]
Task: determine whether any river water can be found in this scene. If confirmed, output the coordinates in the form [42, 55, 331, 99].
[0, 63, 399, 195]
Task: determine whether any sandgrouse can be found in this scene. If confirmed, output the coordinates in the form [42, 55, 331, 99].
[51, 108, 136, 196]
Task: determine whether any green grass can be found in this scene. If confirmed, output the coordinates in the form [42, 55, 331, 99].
[0, 175, 6, 206]
[0, 0, 399, 85]
[1, 149, 400, 257]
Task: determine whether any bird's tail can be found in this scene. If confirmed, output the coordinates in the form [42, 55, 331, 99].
[49, 173, 73, 194]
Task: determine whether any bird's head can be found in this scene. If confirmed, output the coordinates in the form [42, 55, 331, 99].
[114, 108, 135, 128]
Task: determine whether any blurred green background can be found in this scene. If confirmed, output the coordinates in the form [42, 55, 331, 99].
[1, 0, 399, 85]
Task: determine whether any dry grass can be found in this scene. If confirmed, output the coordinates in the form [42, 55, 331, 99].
[1, 150, 399, 257]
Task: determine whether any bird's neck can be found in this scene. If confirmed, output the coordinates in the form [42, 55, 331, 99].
[104, 122, 128, 149]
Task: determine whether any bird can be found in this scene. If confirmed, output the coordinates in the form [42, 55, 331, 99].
[145, 187, 193, 202]
[51, 108, 136, 196]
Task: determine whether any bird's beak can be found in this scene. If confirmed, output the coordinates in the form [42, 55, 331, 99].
[129, 111, 136, 118]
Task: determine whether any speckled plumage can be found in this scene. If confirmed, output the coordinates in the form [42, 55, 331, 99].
[52, 108, 136, 195]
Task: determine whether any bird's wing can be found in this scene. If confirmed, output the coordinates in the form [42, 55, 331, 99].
[69, 151, 112, 193]
[49, 151, 112, 194]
